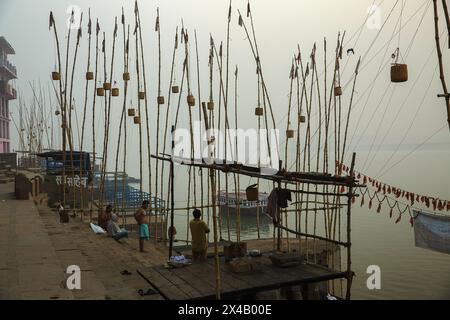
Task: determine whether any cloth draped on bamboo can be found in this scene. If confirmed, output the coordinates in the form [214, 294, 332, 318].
[413, 210, 450, 255]
[266, 188, 292, 224]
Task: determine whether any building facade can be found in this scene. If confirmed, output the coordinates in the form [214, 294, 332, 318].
[0, 37, 17, 153]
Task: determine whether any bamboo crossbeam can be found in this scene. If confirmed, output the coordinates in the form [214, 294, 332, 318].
[152, 155, 356, 187]
[275, 224, 348, 248]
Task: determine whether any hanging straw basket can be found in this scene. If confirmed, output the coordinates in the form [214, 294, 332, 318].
[172, 85, 179, 94]
[391, 63, 408, 83]
[299, 115, 306, 123]
[334, 86, 343, 97]
[123, 72, 130, 81]
[134, 116, 141, 124]
[255, 107, 263, 116]
[96, 88, 105, 97]
[246, 184, 259, 201]
[103, 82, 111, 90]
[55, 110, 61, 116]
[138, 91, 146, 100]
[52, 72, 60, 81]
[207, 101, 215, 110]
[157, 96, 165, 105]
[286, 129, 295, 139]
[112, 88, 120, 97]
[128, 108, 136, 117]
[187, 94, 196, 107]
[86, 72, 94, 81]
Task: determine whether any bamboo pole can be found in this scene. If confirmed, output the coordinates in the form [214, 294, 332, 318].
[133, 2, 143, 203]
[80, 10, 92, 217]
[68, 13, 83, 215]
[433, 0, 450, 131]
[122, 24, 131, 228]
[136, 3, 153, 234]
[194, 30, 205, 229]
[345, 152, 356, 300]
[201, 103, 221, 300]
[441, 0, 450, 49]
[49, 12, 66, 207]
[162, 29, 179, 238]
[155, 8, 162, 237]
[90, 20, 100, 221]
[233, 65, 241, 243]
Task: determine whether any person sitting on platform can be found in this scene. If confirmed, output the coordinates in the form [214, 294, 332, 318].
[135, 200, 150, 253]
[98, 205, 111, 231]
[105, 205, 128, 241]
[189, 209, 210, 262]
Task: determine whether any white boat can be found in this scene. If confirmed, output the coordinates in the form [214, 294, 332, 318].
[218, 190, 268, 216]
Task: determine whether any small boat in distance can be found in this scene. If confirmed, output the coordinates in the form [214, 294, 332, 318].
[218, 190, 269, 216]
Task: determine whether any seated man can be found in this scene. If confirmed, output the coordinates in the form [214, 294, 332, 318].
[98, 205, 111, 231]
[106, 206, 128, 241]
[189, 209, 210, 262]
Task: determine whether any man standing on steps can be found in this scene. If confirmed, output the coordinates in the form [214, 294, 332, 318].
[135, 200, 150, 252]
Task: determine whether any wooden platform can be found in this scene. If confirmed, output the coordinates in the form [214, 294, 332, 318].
[138, 255, 347, 300]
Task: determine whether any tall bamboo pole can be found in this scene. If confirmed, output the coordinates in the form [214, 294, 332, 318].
[133, 2, 143, 202]
[194, 30, 205, 228]
[433, 0, 450, 130]
[155, 8, 163, 239]
[68, 13, 83, 215]
[136, 2, 153, 224]
[49, 12, 66, 207]
[201, 103, 221, 300]
[80, 10, 92, 217]
[90, 20, 100, 221]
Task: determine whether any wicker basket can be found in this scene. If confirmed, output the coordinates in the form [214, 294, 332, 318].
[255, 107, 263, 116]
[187, 94, 196, 107]
[207, 101, 215, 110]
[134, 116, 141, 124]
[86, 71, 94, 81]
[157, 96, 165, 104]
[103, 82, 111, 90]
[172, 85, 179, 94]
[128, 108, 136, 117]
[246, 184, 259, 201]
[123, 72, 130, 81]
[55, 110, 60, 116]
[299, 115, 306, 123]
[334, 86, 342, 97]
[138, 91, 145, 100]
[391, 64, 408, 83]
[286, 129, 295, 139]
[112, 88, 120, 97]
[52, 72, 60, 81]
[96, 88, 105, 97]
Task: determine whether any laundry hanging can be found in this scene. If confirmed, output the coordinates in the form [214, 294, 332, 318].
[413, 210, 450, 255]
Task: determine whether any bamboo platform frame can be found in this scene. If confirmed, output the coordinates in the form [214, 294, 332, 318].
[152, 151, 359, 300]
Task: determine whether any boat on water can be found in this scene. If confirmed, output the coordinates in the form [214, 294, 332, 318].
[218, 190, 268, 216]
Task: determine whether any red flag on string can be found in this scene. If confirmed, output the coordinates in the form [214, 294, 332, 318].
[377, 203, 382, 213]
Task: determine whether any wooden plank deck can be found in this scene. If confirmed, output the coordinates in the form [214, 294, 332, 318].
[138, 255, 347, 300]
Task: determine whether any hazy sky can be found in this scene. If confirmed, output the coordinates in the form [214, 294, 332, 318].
[1, 0, 449, 198]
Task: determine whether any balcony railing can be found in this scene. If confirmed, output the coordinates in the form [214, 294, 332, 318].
[0, 56, 17, 78]
[0, 81, 17, 100]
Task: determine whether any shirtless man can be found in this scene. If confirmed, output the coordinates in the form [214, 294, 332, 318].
[135, 200, 149, 252]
